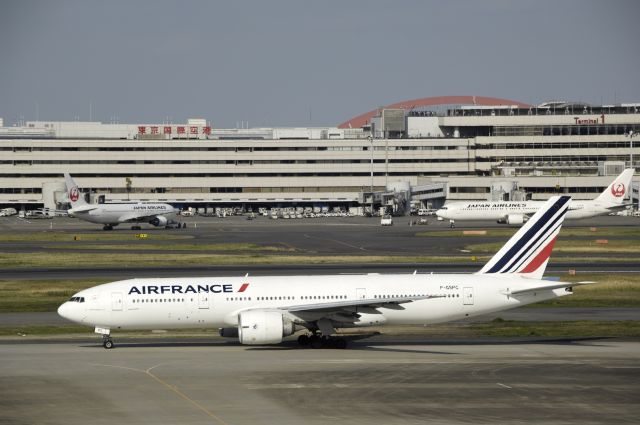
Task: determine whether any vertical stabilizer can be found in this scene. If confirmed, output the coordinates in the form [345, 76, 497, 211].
[478, 196, 571, 280]
[64, 173, 88, 208]
[594, 168, 635, 204]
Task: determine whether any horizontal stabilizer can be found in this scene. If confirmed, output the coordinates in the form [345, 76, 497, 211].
[69, 205, 99, 213]
[504, 281, 592, 296]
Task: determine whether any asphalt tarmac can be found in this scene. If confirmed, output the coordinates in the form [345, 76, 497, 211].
[1, 214, 638, 258]
[1, 215, 639, 424]
[1, 338, 638, 425]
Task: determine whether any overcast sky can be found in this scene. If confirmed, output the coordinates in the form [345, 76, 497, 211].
[1, 0, 639, 128]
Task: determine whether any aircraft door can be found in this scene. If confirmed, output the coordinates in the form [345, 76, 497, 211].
[111, 292, 123, 311]
[198, 292, 210, 309]
[463, 287, 474, 305]
[356, 288, 367, 300]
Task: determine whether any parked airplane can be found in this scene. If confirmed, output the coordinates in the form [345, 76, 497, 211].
[58, 195, 586, 349]
[64, 173, 179, 230]
[436, 169, 634, 225]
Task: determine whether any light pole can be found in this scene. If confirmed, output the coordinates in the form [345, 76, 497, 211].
[626, 131, 639, 169]
[368, 136, 374, 216]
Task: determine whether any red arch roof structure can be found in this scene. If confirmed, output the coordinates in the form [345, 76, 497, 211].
[338, 95, 532, 129]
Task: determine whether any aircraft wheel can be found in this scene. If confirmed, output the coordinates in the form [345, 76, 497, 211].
[103, 225, 113, 231]
[309, 335, 323, 349]
[103, 338, 114, 349]
[333, 338, 347, 349]
[297, 334, 310, 346]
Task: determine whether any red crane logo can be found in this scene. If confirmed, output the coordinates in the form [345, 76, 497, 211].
[69, 187, 79, 202]
[611, 183, 625, 198]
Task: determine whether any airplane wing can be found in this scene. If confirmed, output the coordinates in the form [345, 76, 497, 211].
[605, 202, 633, 211]
[284, 294, 442, 313]
[267, 294, 445, 326]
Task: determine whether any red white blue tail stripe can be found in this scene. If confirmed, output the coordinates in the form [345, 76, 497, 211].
[479, 196, 571, 279]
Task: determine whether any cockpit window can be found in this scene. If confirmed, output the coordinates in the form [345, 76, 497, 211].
[68, 296, 85, 303]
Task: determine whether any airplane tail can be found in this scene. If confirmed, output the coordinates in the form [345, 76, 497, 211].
[594, 168, 635, 204]
[64, 173, 88, 208]
[478, 195, 571, 280]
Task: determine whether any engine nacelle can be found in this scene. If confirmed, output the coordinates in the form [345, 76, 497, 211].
[498, 214, 525, 225]
[238, 310, 295, 345]
[218, 327, 239, 338]
[506, 214, 524, 225]
[149, 215, 168, 227]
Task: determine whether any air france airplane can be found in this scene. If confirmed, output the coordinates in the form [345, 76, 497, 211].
[436, 168, 634, 225]
[59, 196, 583, 349]
[64, 173, 178, 230]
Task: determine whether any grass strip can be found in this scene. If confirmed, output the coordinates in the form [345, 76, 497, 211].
[469, 319, 640, 338]
[0, 253, 493, 269]
[0, 279, 109, 312]
[1, 250, 637, 269]
[0, 232, 193, 242]
[531, 273, 640, 308]
[51, 243, 296, 252]
[466, 239, 640, 254]
[416, 227, 640, 238]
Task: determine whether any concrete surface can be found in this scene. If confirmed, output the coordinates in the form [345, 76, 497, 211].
[1, 339, 638, 425]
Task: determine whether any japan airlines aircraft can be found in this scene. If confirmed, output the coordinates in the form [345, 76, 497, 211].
[436, 168, 634, 225]
[58, 195, 586, 349]
[64, 173, 178, 230]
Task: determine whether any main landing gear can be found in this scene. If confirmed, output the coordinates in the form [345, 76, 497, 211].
[103, 224, 114, 231]
[102, 334, 114, 349]
[297, 333, 347, 349]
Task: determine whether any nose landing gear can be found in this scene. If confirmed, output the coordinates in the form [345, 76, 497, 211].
[102, 334, 114, 349]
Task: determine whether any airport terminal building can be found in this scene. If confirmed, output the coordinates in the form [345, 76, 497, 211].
[1, 96, 639, 213]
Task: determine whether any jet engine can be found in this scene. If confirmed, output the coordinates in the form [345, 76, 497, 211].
[238, 310, 295, 345]
[506, 214, 525, 225]
[498, 214, 525, 225]
[218, 327, 239, 338]
[149, 216, 168, 227]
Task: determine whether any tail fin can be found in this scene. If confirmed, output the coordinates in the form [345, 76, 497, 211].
[64, 173, 88, 208]
[478, 195, 571, 280]
[594, 168, 635, 204]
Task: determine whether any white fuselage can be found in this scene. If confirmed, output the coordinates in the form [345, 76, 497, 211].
[71, 203, 176, 225]
[58, 274, 569, 331]
[436, 200, 609, 221]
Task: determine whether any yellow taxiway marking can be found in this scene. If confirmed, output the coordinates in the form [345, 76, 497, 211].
[92, 363, 230, 425]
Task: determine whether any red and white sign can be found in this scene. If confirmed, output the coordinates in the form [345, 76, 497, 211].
[611, 183, 625, 197]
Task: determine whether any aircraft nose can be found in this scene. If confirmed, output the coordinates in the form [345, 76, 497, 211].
[57, 302, 70, 320]
[435, 210, 443, 218]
